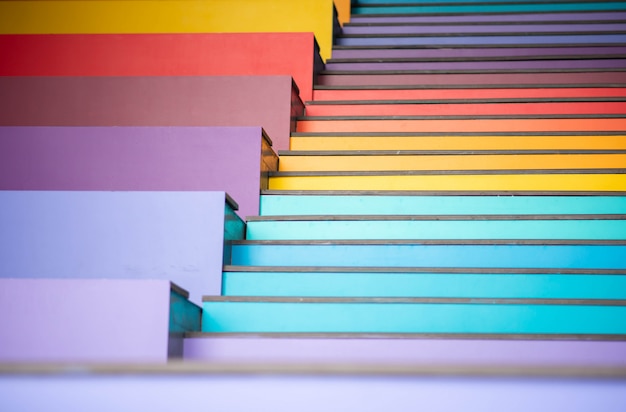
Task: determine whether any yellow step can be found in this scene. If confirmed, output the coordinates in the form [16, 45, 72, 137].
[289, 135, 626, 151]
[278, 152, 626, 172]
[268, 172, 626, 191]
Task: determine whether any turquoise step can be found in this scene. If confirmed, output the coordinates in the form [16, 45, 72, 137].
[201, 297, 626, 333]
[259, 194, 626, 216]
[245, 215, 626, 240]
[230, 241, 626, 269]
[352, 2, 626, 14]
[223, 267, 626, 299]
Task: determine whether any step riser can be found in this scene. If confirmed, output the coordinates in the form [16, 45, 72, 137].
[245, 220, 626, 241]
[278, 154, 626, 172]
[305, 102, 626, 117]
[202, 301, 626, 333]
[268, 174, 626, 191]
[325, 60, 626, 71]
[342, 23, 626, 35]
[313, 88, 626, 101]
[260, 195, 626, 216]
[230, 244, 626, 269]
[290, 135, 626, 151]
[337, 34, 626, 47]
[350, 11, 626, 24]
[223, 272, 626, 299]
[331, 47, 626, 60]
[295, 118, 626, 133]
[352, 3, 626, 15]
[316, 71, 626, 86]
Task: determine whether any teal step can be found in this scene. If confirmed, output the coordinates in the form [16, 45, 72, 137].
[259, 194, 626, 216]
[245, 215, 626, 240]
[230, 241, 626, 269]
[223, 267, 626, 299]
[352, 2, 626, 14]
[201, 297, 626, 333]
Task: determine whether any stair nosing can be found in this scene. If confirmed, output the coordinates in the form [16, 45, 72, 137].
[268, 169, 626, 176]
[231, 239, 626, 245]
[277, 149, 626, 156]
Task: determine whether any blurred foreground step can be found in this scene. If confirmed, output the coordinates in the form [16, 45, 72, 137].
[0, 279, 200, 362]
[244, 214, 626, 240]
[1, 363, 625, 411]
[277, 151, 626, 172]
[201, 296, 626, 333]
[288, 133, 626, 151]
[230, 240, 626, 269]
[184, 333, 626, 365]
[222, 266, 626, 299]
[259, 194, 626, 215]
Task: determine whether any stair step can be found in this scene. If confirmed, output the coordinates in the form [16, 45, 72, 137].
[277, 151, 626, 172]
[295, 117, 626, 133]
[230, 240, 626, 269]
[351, 2, 626, 15]
[201, 296, 626, 334]
[304, 101, 626, 117]
[268, 170, 626, 191]
[349, 11, 626, 24]
[289, 134, 626, 151]
[244, 214, 626, 240]
[184, 333, 626, 365]
[312, 87, 626, 101]
[222, 266, 626, 299]
[259, 194, 626, 216]
[316, 71, 626, 86]
[330, 46, 626, 61]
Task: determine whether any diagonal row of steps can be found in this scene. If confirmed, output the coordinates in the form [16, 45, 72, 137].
[203, 2, 626, 339]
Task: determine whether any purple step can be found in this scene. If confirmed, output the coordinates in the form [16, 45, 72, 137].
[331, 46, 626, 60]
[342, 23, 626, 35]
[316, 71, 626, 87]
[324, 59, 626, 71]
[0, 76, 303, 151]
[1, 364, 625, 411]
[0, 126, 274, 219]
[0, 191, 244, 301]
[0, 279, 200, 363]
[349, 12, 626, 24]
[184, 335, 626, 367]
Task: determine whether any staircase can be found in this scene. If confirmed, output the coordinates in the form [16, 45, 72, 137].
[196, 1, 626, 351]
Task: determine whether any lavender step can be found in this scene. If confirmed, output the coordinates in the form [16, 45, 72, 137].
[336, 34, 626, 46]
[0, 126, 274, 219]
[0, 279, 200, 363]
[1, 364, 625, 411]
[0, 191, 244, 301]
[0, 76, 304, 151]
[324, 59, 626, 71]
[184, 335, 626, 366]
[331, 46, 626, 60]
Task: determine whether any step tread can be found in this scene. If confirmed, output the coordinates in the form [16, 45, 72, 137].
[277, 149, 626, 156]
[269, 169, 626, 176]
[306, 97, 626, 104]
[326, 56, 626, 63]
[232, 239, 626, 245]
[261, 190, 626, 195]
[298, 114, 626, 120]
[320, 68, 626, 75]
[246, 214, 626, 221]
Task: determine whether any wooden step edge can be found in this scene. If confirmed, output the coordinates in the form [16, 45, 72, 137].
[202, 296, 626, 306]
[290, 131, 626, 137]
[320, 68, 626, 75]
[3, 362, 626, 378]
[305, 97, 626, 105]
[261, 189, 626, 196]
[245, 214, 626, 222]
[277, 149, 626, 156]
[269, 169, 626, 176]
[344, 20, 626, 28]
[222, 265, 626, 275]
[296, 114, 626, 120]
[185, 331, 626, 341]
[326, 55, 626, 64]
[231, 239, 626, 245]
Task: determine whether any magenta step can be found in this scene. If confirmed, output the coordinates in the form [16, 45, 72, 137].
[184, 334, 626, 366]
[0, 76, 303, 151]
[317, 71, 626, 87]
[342, 23, 626, 35]
[0, 126, 274, 219]
[349, 12, 626, 24]
[0, 279, 199, 362]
